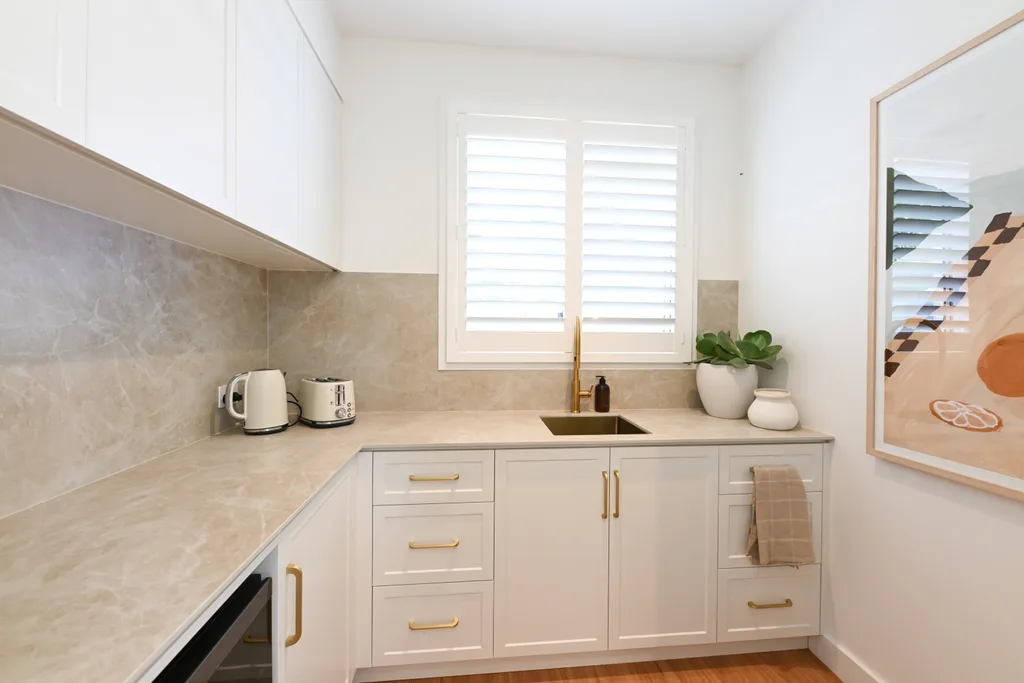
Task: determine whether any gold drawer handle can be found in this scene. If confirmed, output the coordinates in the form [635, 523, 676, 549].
[285, 564, 303, 647]
[409, 539, 460, 549]
[602, 471, 609, 519]
[409, 474, 460, 481]
[409, 617, 459, 630]
[748, 598, 793, 610]
[613, 469, 620, 518]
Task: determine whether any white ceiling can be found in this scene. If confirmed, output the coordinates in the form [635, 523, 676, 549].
[326, 0, 805, 65]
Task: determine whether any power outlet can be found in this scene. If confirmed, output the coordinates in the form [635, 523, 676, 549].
[217, 384, 228, 409]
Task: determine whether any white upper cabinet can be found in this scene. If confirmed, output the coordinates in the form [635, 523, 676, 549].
[0, 0, 88, 142]
[608, 446, 718, 649]
[85, 0, 236, 215]
[494, 448, 610, 658]
[298, 38, 343, 268]
[235, 0, 301, 246]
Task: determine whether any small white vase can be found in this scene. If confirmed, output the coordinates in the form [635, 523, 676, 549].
[747, 389, 800, 431]
[696, 363, 758, 419]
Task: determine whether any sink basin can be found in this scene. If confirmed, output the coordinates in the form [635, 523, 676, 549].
[540, 415, 650, 436]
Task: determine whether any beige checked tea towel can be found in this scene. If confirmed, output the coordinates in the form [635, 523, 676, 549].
[747, 464, 815, 566]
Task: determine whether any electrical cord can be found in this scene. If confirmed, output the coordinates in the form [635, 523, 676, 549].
[287, 391, 302, 428]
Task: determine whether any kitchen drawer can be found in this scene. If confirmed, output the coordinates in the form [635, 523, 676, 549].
[373, 450, 494, 505]
[717, 565, 820, 642]
[718, 444, 823, 494]
[372, 581, 494, 666]
[374, 503, 494, 586]
[718, 492, 822, 568]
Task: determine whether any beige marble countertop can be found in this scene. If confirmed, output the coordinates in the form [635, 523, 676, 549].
[0, 409, 830, 683]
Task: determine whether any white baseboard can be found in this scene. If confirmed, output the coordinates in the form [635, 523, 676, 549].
[810, 635, 886, 683]
[355, 637, 809, 682]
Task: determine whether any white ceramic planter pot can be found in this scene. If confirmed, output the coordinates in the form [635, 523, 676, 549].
[747, 388, 800, 431]
[696, 363, 758, 419]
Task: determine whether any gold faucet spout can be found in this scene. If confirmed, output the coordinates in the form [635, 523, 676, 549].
[571, 316, 593, 413]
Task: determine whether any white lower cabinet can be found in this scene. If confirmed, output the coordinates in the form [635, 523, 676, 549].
[719, 492, 823, 568]
[494, 448, 610, 657]
[277, 462, 357, 683]
[609, 446, 718, 649]
[372, 581, 494, 666]
[373, 502, 494, 586]
[717, 565, 821, 642]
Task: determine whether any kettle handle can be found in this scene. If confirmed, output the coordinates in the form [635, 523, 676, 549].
[225, 372, 249, 421]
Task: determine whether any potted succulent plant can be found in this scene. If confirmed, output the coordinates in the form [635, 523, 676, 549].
[693, 330, 782, 419]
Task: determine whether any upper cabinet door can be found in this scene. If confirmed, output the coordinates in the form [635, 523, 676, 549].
[0, 0, 88, 142]
[235, 0, 300, 246]
[298, 39, 343, 268]
[608, 446, 718, 649]
[494, 448, 610, 658]
[85, 0, 236, 214]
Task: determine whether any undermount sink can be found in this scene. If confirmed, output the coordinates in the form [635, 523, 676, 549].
[540, 415, 650, 436]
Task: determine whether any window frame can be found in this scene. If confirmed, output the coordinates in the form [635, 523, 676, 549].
[438, 101, 697, 370]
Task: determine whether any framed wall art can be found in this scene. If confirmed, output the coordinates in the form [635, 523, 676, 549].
[868, 11, 1024, 501]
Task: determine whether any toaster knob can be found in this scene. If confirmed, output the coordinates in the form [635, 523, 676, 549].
[336, 408, 346, 418]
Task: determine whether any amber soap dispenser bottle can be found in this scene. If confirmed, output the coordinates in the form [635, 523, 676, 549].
[594, 375, 611, 413]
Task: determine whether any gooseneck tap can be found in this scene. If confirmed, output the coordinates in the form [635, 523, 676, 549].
[571, 316, 593, 413]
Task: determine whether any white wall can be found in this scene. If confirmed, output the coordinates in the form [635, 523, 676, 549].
[742, 2, 1024, 683]
[337, 37, 742, 277]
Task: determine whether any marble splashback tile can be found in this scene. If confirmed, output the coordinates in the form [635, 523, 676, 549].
[697, 279, 740, 336]
[0, 187, 267, 518]
[269, 272, 737, 412]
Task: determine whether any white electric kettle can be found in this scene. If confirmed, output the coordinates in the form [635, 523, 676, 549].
[226, 369, 289, 435]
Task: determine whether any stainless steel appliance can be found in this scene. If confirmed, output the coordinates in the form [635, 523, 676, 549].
[298, 377, 356, 428]
[226, 369, 289, 435]
[154, 574, 272, 683]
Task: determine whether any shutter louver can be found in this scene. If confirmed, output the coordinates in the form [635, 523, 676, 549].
[582, 137, 678, 334]
[890, 159, 972, 333]
[464, 134, 567, 332]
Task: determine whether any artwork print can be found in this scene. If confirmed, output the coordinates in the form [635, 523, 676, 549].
[868, 12, 1024, 500]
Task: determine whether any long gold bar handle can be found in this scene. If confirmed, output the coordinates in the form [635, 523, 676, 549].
[242, 594, 272, 643]
[409, 474, 460, 481]
[748, 598, 793, 610]
[602, 471, 609, 519]
[613, 469, 620, 518]
[409, 617, 460, 630]
[286, 564, 303, 647]
[409, 539, 460, 549]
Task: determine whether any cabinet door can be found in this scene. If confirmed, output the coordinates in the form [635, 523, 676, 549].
[494, 448, 609, 657]
[278, 465, 355, 683]
[235, 0, 300, 245]
[86, 0, 235, 214]
[298, 38, 343, 267]
[609, 446, 718, 649]
[0, 0, 87, 142]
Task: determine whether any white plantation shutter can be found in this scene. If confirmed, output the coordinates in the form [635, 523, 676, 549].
[446, 112, 693, 365]
[889, 159, 972, 334]
[581, 122, 681, 355]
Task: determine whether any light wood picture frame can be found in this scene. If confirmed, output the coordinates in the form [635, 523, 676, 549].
[867, 11, 1024, 501]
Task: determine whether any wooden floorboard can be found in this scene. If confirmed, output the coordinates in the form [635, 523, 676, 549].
[390, 650, 840, 683]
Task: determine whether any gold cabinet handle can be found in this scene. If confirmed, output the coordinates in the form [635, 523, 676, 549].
[409, 617, 459, 630]
[602, 471, 609, 519]
[748, 598, 793, 610]
[409, 474, 460, 481]
[613, 469, 620, 518]
[409, 539, 460, 549]
[286, 564, 303, 647]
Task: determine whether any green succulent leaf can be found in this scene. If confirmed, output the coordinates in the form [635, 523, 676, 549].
[745, 331, 769, 350]
[735, 339, 760, 360]
[695, 336, 718, 357]
[760, 344, 782, 360]
[728, 357, 749, 369]
[713, 346, 734, 362]
[750, 360, 774, 370]
[752, 330, 772, 346]
[717, 332, 740, 357]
